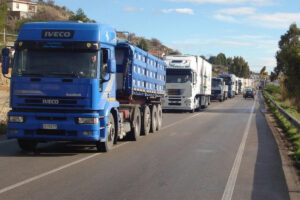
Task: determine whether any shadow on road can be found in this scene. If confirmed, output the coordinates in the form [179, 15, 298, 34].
[251, 91, 289, 199]
[0, 140, 130, 157]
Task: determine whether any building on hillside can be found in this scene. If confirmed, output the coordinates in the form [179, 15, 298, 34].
[148, 50, 166, 59]
[6, 0, 37, 19]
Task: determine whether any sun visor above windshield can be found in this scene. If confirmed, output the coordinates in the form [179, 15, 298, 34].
[17, 22, 117, 45]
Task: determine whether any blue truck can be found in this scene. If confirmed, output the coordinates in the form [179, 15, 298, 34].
[1, 22, 166, 152]
[218, 74, 236, 98]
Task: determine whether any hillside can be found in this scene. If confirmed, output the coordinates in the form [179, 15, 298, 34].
[4, 1, 180, 57]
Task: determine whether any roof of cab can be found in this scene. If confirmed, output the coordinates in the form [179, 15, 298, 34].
[17, 22, 117, 45]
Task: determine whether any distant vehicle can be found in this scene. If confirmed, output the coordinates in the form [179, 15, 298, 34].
[163, 55, 212, 112]
[211, 78, 228, 102]
[218, 74, 236, 98]
[2, 22, 166, 152]
[237, 78, 243, 94]
[243, 87, 255, 99]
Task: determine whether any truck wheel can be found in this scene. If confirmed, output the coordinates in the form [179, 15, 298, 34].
[130, 107, 141, 140]
[96, 113, 116, 152]
[156, 104, 163, 131]
[18, 139, 37, 152]
[142, 106, 151, 136]
[150, 105, 158, 133]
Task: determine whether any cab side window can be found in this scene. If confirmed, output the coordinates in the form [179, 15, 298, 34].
[101, 48, 109, 77]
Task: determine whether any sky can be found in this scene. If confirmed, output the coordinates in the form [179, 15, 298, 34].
[55, 0, 300, 73]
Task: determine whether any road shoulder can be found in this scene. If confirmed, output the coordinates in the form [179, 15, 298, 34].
[263, 95, 300, 200]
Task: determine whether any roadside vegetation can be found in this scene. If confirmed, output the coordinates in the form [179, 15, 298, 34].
[265, 85, 300, 121]
[263, 91, 300, 164]
[271, 23, 300, 112]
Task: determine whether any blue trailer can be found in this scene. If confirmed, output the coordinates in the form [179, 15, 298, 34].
[1, 22, 166, 152]
[218, 74, 236, 98]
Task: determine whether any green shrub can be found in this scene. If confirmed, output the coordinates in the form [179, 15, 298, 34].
[265, 85, 281, 95]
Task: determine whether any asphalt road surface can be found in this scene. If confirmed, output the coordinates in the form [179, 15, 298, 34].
[0, 92, 289, 200]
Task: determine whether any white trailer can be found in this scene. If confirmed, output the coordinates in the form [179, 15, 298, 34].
[162, 55, 212, 112]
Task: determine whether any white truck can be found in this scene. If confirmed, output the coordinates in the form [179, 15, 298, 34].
[162, 55, 212, 112]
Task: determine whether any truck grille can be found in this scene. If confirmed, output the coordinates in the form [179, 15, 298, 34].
[168, 97, 181, 106]
[17, 96, 85, 108]
[167, 89, 182, 95]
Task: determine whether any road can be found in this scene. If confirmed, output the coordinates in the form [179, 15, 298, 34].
[0, 93, 289, 200]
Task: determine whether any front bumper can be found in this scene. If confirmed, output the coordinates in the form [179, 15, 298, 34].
[7, 111, 107, 142]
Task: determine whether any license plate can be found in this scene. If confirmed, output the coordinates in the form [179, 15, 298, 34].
[43, 124, 57, 130]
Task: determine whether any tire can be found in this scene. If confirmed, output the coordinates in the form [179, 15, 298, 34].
[141, 106, 151, 136]
[150, 105, 158, 133]
[156, 104, 163, 131]
[96, 113, 116, 152]
[130, 107, 141, 140]
[18, 139, 38, 152]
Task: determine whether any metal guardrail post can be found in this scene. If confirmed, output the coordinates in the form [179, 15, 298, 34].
[264, 91, 300, 133]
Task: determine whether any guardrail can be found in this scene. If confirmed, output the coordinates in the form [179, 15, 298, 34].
[264, 91, 300, 133]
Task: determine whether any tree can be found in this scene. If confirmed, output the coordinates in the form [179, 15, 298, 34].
[150, 38, 161, 47]
[260, 66, 266, 74]
[0, 0, 7, 33]
[137, 39, 148, 51]
[216, 53, 226, 66]
[200, 55, 206, 60]
[229, 56, 250, 78]
[275, 23, 300, 111]
[208, 56, 217, 64]
[270, 72, 277, 82]
[69, 8, 89, 22]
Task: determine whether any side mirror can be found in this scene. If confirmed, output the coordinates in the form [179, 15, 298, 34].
[1, 48, 10, 75]
[107, 59, 116, 73]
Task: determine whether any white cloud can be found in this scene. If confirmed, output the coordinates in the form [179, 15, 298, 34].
[218, 40, 252, 46]
[228, 35, 267, 40]
[249, 12, 300, 28]
[216, 7, 256, 15]
[157, 8, 194, 15]
[213, 14, 238, 22]
[124, 6, 143, 13]
[166, 0, 273, 6]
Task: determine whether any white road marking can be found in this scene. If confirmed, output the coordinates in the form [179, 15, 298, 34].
[221, 99, 256, 200]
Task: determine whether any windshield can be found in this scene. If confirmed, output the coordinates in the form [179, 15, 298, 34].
[212, 79, 222, 87]
[166, 74, 192, 83]
[222, 77, 232, 85]
[12, 49, 98, 78]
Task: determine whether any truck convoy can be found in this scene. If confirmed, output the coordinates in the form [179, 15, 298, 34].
[218, 74, 236, 98]
[211, 78, 228, 102]
[1, 22, 166, 152]
[162, 55, 212, 112]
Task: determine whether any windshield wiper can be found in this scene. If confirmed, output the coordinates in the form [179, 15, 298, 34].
[48, 72, 79, 78]
[22, 72, 44, 77]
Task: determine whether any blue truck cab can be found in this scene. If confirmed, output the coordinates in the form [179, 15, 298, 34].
[2, 22, 166, 152]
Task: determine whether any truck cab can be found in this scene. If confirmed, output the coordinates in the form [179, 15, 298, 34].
[218, 74, 236, 98]
[162, 55, 211, 112]
[211, 78, 227, 102]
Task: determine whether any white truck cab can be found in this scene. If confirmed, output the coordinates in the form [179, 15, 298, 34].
[163, 55, 211, 112]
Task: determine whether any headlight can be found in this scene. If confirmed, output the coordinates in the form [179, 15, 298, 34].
[8, 116, 25, 123]
[76, 117, 99, 124]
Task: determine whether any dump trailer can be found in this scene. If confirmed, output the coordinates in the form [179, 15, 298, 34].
[211, 78, 227, 102]
[218, 74, 236, 98]
[2, 22, 166, 152]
